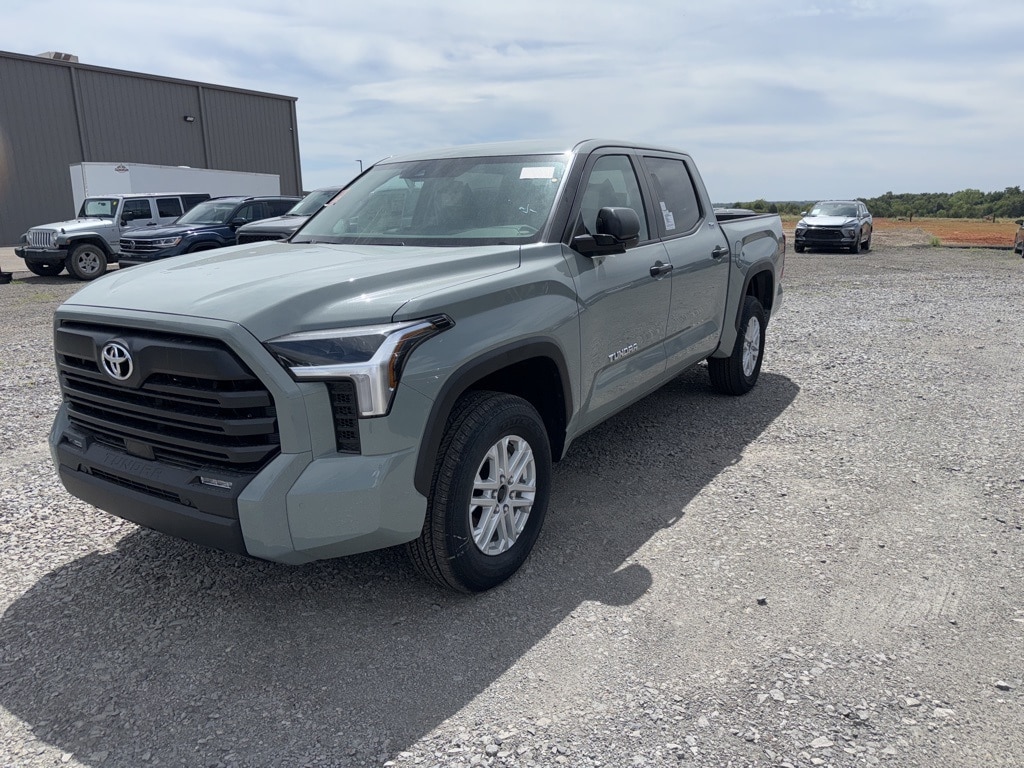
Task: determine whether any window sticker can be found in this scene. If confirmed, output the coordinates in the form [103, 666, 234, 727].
[521, 166, 556, 180]
[660, 201, 676, 231]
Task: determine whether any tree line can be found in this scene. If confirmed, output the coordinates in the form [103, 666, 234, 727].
[728, 186, 1024, 219]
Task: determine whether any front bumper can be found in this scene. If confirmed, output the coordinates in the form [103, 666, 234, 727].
[794, 229, 857, 248]
[52, 412, 425, 562]
[118, 248, 182, 267]
[15, 245, 67, 264]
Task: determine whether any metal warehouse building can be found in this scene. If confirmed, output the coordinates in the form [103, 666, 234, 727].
[0, 49, 303, 245]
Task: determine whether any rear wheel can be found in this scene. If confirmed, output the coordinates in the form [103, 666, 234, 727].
[708, 295, 766, 396]
[67, 243, 108, 280]
[407, 391, 551, 592]
[26, 261, 64, 277]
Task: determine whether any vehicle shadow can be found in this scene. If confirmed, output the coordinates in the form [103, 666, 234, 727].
[0, 367, 798, 766]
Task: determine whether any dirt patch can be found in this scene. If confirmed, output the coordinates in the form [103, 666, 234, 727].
[782, 216, 1019, 248]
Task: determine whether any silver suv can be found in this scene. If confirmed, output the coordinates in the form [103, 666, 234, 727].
[15, 192, 209, 279]
[794, 200, 873, 253]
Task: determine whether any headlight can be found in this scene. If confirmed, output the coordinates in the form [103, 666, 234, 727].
[150, 236, 182, 247]
[265, 315, 453, 417]
[795, 221, 807, 231]
[842, 227, 856, 237]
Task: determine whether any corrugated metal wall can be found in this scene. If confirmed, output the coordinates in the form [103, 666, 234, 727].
[0, 57, 84, 246]
[0, 50, 302, 245]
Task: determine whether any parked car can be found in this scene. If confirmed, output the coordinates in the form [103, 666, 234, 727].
[794, 200, 873, 253]
[14, 193, 210, 280]
[235, 186, 343, 244]
[118, 195, 301, 266]
[1014, 218, 1023, 255]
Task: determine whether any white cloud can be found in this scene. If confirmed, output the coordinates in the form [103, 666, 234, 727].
[3, 0, 1022, 200]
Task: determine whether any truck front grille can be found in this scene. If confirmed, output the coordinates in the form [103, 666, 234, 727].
[28, 230, 57, 248]
[55, 322, 281, 472]
[802, 227, 843, 241]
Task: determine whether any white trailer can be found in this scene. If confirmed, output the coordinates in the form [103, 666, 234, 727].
[69, 162, 280, 213]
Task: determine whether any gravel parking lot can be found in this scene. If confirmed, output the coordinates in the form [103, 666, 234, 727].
[1, 245, 1022, 768]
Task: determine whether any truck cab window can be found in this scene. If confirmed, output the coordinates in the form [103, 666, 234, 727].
[643, 156, 702, 236]
[579, 155, 649, 241]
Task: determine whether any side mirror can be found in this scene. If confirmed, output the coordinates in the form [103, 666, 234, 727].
[572, 207, 641, 257]
[230, 217, 247, 229]
[1016, 219, 1023, 226]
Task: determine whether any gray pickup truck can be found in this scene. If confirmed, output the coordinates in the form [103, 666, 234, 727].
[49, 139, 784, 592]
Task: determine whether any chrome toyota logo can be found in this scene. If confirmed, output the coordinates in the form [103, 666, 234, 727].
[100, 341, 133, 381]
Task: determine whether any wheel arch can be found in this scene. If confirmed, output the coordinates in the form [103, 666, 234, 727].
[66, 235, 113, 256]
[413, 340, 573, 497]
[741, 265, 775, 320]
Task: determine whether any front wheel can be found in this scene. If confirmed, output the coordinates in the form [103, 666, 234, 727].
[407, 391, 551, 592]
[862, 232, 872, 251]
[708, 295, 766, 396]
[67, 243, 108, 280]
[848, 230, 860, 254]
[26, 261, 65, 277]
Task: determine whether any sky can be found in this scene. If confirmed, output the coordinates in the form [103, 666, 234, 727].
[4, 0, 1022, 203]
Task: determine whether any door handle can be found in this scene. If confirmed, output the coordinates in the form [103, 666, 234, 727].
[650, 261, 673, 278]
[711, 245, 729, 259]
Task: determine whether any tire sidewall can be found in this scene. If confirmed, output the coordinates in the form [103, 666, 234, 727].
[737, 296, 766, 390]
[68, 243, 107, 280]
[437, 398, 551, 591]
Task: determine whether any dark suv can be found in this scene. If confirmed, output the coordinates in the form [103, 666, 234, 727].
[794, 200, 873, 253]
[118, 195, 300, 266]
[235, 186, 343, 244]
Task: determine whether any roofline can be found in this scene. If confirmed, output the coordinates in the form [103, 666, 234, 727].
[379, 138, 690, 164]
[0, 48, 297, 103]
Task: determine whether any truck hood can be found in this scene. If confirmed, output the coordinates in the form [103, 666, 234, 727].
[799, 215, 856, 227]
[63, 241, 521, 340]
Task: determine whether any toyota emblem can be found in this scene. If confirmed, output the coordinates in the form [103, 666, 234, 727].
[101, 341, 133, 381]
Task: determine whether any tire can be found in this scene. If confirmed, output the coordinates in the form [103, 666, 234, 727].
[67, 243, 108, 280]
[862, 232, 872, 252]
[407, 391, 552, 592]
[848, 230, 860, 254]
[187, 243, 218, 253]
[708, 295, 766, 396]
[26, 261, 64, 277]
[794, 244, 805, 253]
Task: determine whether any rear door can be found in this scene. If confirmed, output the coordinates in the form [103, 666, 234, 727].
[566, 150, 671, 429]
[639, 153, 730, 372]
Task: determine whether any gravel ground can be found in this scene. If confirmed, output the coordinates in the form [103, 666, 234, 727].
[1, 245, 1022, 768]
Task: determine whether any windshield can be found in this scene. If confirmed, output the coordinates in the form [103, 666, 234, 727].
[810, 202, 858, 217]
[294, 155, 567, 246]
[78, 198, 119, 218]
[288, 188, 342, 216]
[176, 200, 240, 226]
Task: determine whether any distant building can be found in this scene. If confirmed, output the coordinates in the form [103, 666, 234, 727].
[0, 49, 303, 245]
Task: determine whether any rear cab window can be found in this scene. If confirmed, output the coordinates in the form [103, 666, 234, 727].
[641, 156, 703, 238]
